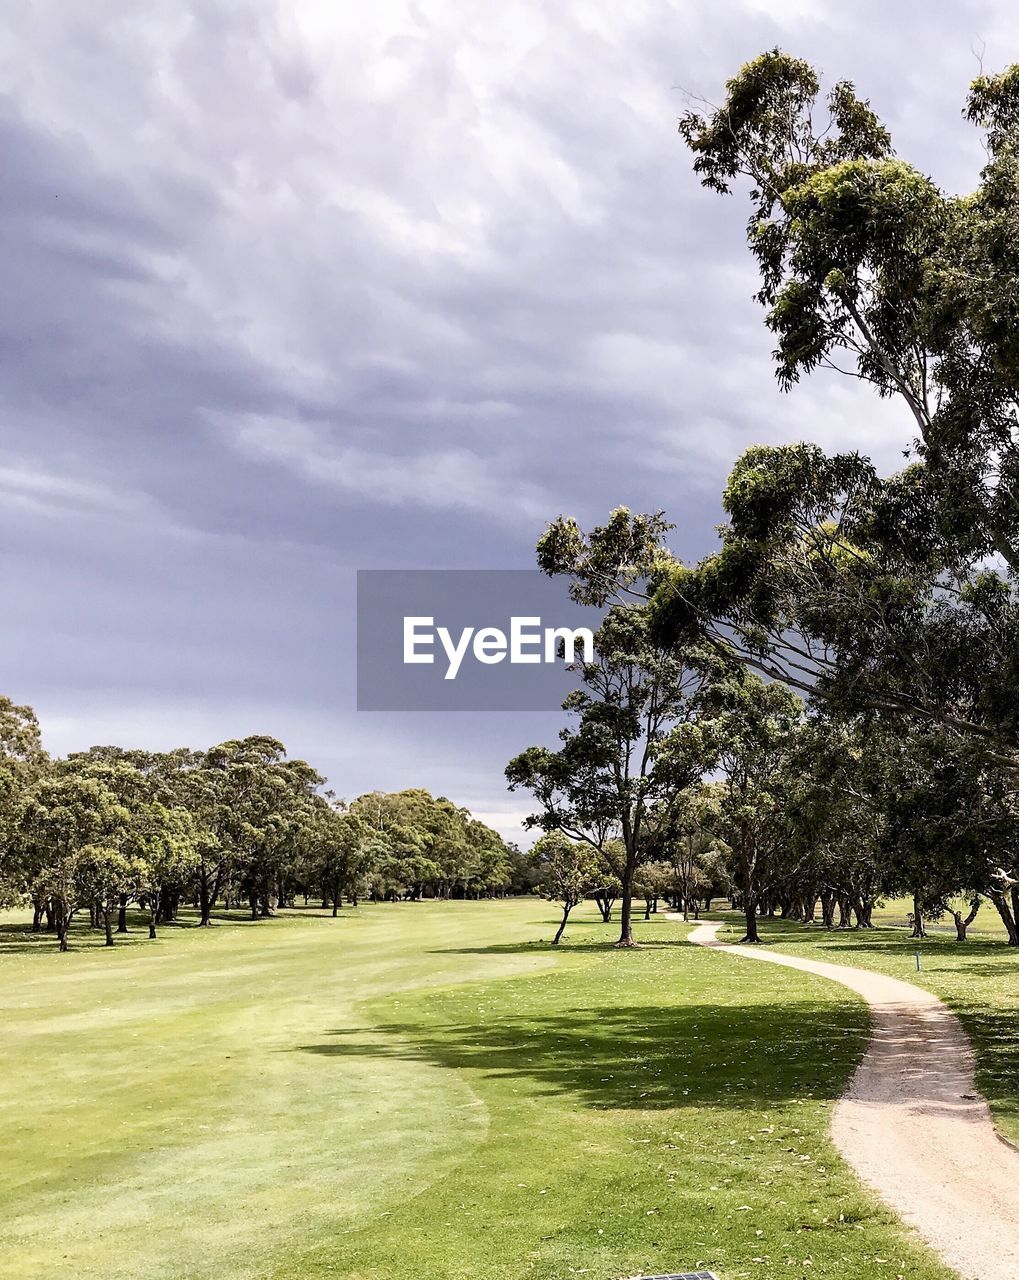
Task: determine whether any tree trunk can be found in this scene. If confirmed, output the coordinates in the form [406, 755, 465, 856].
[615, 871, 635, 947]
[741, 893, 761, 944]
[910, 893, 926, 939]
[117, 894, 129, 933]
[988, 889, 1018, 944]
[104, 910, 114, 947]
[198, 881, 212, 927]
[952, 897, 981, 942]
[552, 903, 572, 945]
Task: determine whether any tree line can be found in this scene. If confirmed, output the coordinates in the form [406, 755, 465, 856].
[512, 52, 1019, 950]
[0, 703, 523, 951]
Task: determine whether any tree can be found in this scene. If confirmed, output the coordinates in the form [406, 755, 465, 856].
[345, 789, 513, 901]
[633, 860, 673, 920]
[18, 764, 145, 950]
[864, 728, 1018, 942]
[530, 832, 598, 944]
[0, 697, 50, 915]
[645, 51, 1019, 766]
[507, 604, 709, 947]
[645, 783, 719, 920]
[133, 803, 199, 939]
[695, 664, 807, 943]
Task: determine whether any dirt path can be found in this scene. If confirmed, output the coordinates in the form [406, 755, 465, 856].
[685, 919, 1019, 1280]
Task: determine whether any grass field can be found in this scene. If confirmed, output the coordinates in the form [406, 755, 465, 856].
[0, 900, 957, 1280]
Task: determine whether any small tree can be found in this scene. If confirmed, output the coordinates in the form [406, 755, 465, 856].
[134, 804, 199, 939]
[508, 601, 708, 947]
[696, 665, 807, 943]
[531, 832, 598, 945]
[19, 766, 142, 950]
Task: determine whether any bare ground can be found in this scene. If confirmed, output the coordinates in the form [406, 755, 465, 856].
[686, 919, 1019, 1280]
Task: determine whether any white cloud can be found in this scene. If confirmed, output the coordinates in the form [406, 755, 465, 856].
[210, 411, 551, 523]
[0, 462, 150, 518]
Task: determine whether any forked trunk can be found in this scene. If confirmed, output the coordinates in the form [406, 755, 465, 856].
[952, 897, 981, 942]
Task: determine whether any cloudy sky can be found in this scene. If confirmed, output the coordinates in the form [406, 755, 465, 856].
[0, 0, 1010, 841]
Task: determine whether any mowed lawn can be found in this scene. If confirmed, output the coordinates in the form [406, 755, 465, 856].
[0, 901, 955, 1280]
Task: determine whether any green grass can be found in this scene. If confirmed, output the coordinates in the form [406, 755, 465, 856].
[0, 900, 955, 1280]
[716, 911, 1019, 1148]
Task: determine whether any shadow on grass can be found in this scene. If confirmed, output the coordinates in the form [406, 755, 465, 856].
[431, 938, 695, 957]
[295, 998, 862, 1112]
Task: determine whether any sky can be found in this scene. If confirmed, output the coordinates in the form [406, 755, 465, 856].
[0, 0, 1012, 843]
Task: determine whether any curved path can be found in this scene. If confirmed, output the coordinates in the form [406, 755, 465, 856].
[685, 919, 1019, 1280]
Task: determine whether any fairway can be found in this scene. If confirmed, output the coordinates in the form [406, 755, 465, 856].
[0, 901, 955, 1280]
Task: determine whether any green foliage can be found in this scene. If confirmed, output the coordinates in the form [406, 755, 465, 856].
[664, 50, 1019, 770]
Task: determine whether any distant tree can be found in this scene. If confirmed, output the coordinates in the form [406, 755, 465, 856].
[646, 783, 720, 920]
[633, 860, 673, 919]
[0, 697, 50, 915]
[347, 788, 515, 901]
[133, 804, 199, 939]
[507, 601, 709, 947]
[590, 861, 622, 924]
[530, 832, 598, 944]
[695, 665, 807, 943]
[18, 764, 145, 950]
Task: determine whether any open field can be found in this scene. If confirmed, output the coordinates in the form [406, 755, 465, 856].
[0, 899, 956, 1280]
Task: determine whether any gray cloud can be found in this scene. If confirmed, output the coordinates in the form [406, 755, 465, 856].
[0, 0, 1009, 841]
